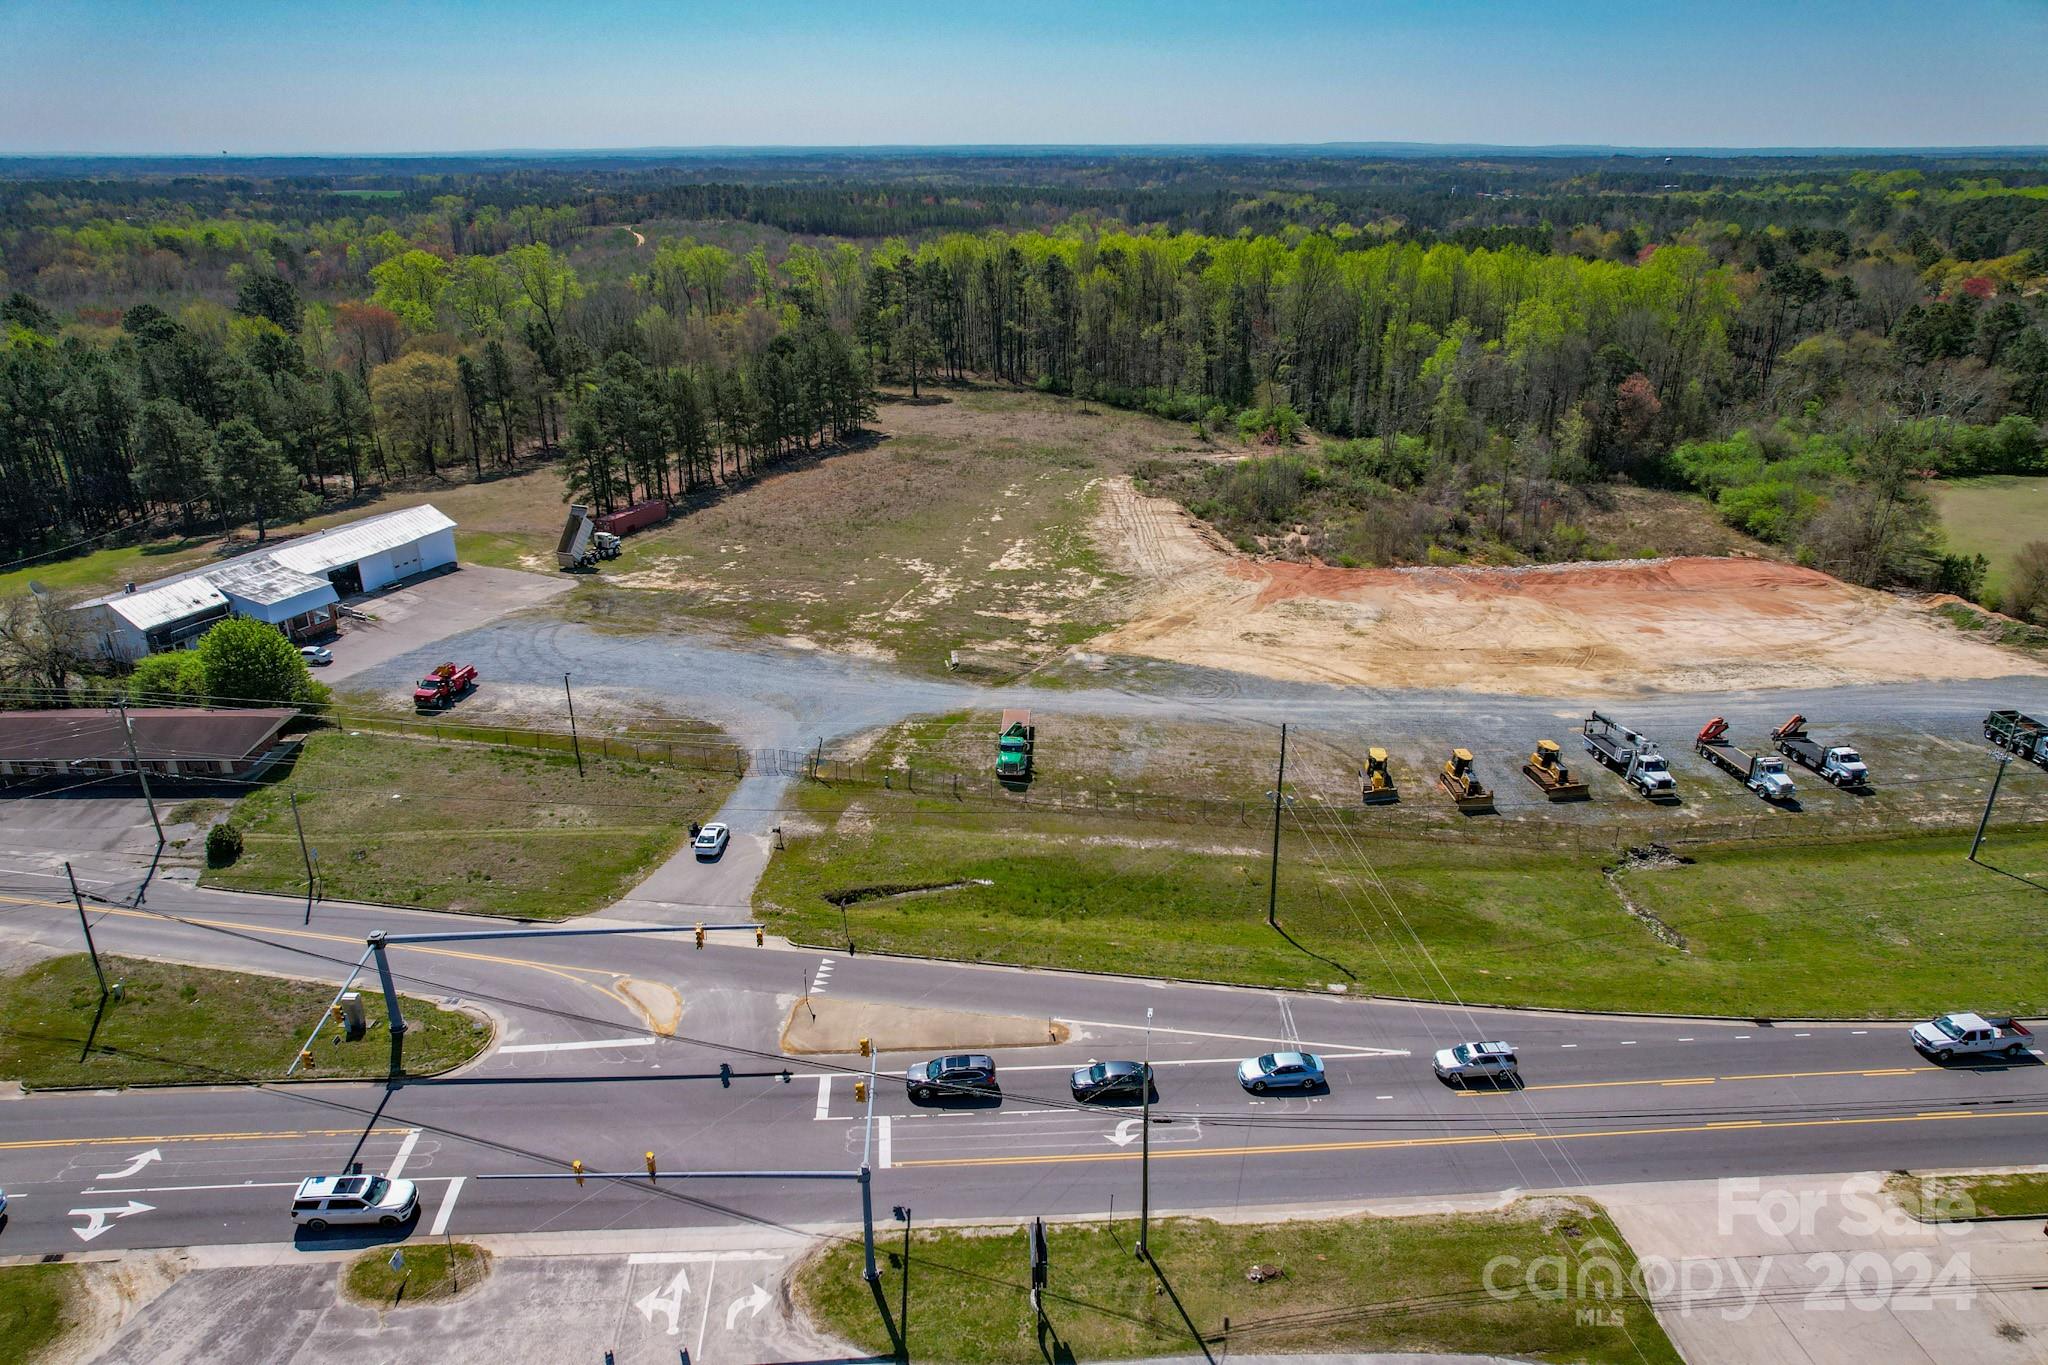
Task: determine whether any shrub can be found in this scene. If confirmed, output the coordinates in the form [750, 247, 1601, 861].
[206, 823, 244, 867]
[197, 616, 316, 707]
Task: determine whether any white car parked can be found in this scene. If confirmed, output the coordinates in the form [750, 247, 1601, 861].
[290, 1173, 418, 1230]
[693, 822, 731, 859]
[299, 644, 333, 666]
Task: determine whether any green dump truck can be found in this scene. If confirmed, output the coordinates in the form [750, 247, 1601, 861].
[996, 709, 1035, 780]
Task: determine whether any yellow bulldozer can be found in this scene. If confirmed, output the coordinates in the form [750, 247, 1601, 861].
[1361, 746, 1399, 804]
[1438, 748, 1496, 814]
[1522, 739, 1590, 801]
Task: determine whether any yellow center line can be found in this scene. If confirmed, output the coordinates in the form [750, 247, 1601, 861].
[0, 1126, 412, 1152]
[892, 1106, 2048, 1170]
[1461, 1065, 1943, 1095]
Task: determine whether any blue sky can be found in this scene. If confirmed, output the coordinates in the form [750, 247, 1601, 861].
[2, 0, 2044, 154]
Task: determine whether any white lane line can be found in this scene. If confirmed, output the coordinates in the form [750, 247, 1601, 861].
[1735, 1035, 1751, 1039]
[1560, 1044, 1578, 1049]
[628, 1251, 784, 1265]
[695, 1259, 717, 1364]
[1677, 1037, 1694, 1042]
[1054, 1019, 1410, 1054]
[83, 1180, 304, 1195]
[878, 1116, 893, 1170]
[814, 1074, 833, 1121]
[1794, 1032, 1811, 1038]
[1375, 1094, 1394, 1100]
[498, 1036, 657, 1054]
[386, 1128, 421, 1180]
[995, 1050, 1393, 1075]
[1620, 1041, 1637, 1046]
[1852, 1030, 1868, 1035]
[428, 1176, 465, 1236]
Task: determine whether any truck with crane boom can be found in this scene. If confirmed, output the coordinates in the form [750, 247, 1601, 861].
[1580, 712, 1678, 799]
[1696, 718, 1797, 802]
[1770, 715, 1871, 788]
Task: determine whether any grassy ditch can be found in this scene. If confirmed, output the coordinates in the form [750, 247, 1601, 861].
[343, 1242, 491, 1307]
[204, 729, 737, 918]
[760, 774, 2048, 1018]
[796, 1202, 1678, 1365]
[1889, 1171, 2048, 1221]
[0, 1264, 83, 1365]
[0, 954, 489, 1088]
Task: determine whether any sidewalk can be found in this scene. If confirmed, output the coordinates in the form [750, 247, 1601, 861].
[1594, 1172, 2048, 1365]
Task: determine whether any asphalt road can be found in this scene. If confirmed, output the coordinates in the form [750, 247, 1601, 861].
[1, 844, 2042, 1260]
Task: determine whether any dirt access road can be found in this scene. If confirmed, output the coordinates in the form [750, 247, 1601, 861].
[1090, 476, 2043, 694]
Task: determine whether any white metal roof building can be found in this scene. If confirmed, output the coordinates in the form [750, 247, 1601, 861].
[76, 503, 458, 661]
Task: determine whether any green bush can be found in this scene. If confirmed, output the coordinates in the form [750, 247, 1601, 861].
[196, 616, 316, 707]
[206, 823, 243, 867]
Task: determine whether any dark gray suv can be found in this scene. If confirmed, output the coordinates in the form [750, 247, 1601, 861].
[905, 1053, 999, 1102]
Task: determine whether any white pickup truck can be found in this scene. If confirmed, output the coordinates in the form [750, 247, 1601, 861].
[1909, 1012, 2034, 1062]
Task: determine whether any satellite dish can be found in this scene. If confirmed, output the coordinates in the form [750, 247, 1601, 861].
[27, 579, 48, 598]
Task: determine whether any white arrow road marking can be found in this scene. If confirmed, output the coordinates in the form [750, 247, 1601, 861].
[1106, 1118, 1141, 1147]
[725, 1282, 770, 1330]
[635, 1266, 692, 1335]
[70, 1200, 153, 1242]
[94, 1148, 162, 1181]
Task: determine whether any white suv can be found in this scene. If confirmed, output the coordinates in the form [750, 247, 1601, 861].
[1432, 1041, 1519, 1085]
[290, 1173, 418, 1230]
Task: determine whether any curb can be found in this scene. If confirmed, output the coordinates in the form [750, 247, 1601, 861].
[772, 929, 2007, 1027]
[190, 881, 549, 925]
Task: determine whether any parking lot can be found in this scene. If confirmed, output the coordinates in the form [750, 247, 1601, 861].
[319, 566, 572, 682]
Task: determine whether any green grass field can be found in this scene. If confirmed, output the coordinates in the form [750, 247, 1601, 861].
[0, 1265, 82, 1365]
[759, 773, 2048, 1017]
[0, 954, 487, 1088]
[797, 1204, 1679, 1364]
[204, 730, 737, 918]
[1934, 474, 2048, 604]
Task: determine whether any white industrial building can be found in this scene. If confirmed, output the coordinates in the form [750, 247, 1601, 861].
[76, 504, 457, 661]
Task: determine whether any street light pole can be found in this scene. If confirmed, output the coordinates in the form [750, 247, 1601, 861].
[1969, 752, 2012, 862]
[291, 793, 316, 924]
[563, 673, 584, 778]
[113, 698, 164, 849]
[67, 861, 108, 1001]
[1266, 723, 1287, 927]
[1137, 1005, 1154, 1261]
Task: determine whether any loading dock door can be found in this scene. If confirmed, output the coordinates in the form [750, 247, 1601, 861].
[327, 564, 364, 597]
[389, 548, 422, 580]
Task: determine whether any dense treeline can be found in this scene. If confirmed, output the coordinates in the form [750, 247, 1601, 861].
[2, 154, 2046, 608]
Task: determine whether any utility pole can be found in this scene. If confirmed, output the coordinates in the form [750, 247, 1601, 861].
[1969, 752, 2012, 863]
[563, 673, 584, 778]
[368, 931, 409, 1080]
[1137, 1006, 1154, 1261]
[290, 793, 316, 924]
[67, 861, 108, 1002]
[1266, 723, 1287, 927]
[112, 699, 163, 849]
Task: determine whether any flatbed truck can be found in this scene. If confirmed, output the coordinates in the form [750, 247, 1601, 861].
[1770, 715, 1870, 788]
[1696, 718, 1796, 802]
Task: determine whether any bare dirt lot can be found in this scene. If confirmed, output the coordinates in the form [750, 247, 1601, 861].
[1088, 477, 2044, 693]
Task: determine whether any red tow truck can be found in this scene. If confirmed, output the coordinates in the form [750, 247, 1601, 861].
[412, 662, 478, 711]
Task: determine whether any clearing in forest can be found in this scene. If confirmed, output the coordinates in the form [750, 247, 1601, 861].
[568, 386, 1203, 673]
[1088, 476, 2043, 692]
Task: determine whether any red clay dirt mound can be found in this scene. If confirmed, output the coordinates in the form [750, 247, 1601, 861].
[1088, 480, 2041, 694]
